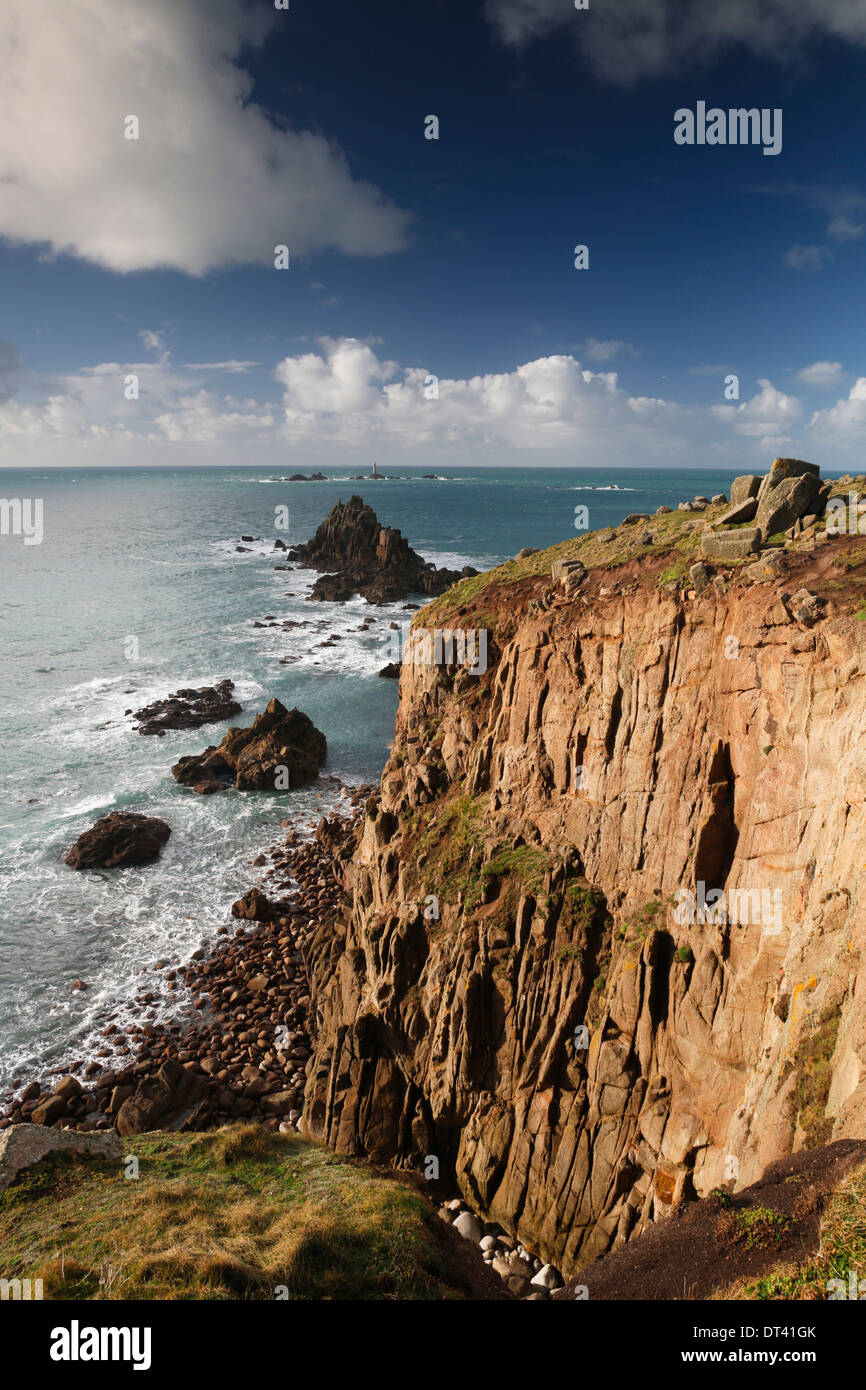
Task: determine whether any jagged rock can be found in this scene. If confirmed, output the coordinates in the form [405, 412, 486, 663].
[622, 513, 650, 525]
[0, 1124, 121, 1193]
[718, 498, 758, 526]
[132, 680, 240, 735]
[172, 698, 326, 793]
[530, 1264, 563, 1290]
[551, 558, 586, 587]
[63, 812, 171, 869]
[378, 663, 401, 678]
[700, 527, 762, 561]
[115, 1059, 208, 1137]
[730, 474, 761, 506]
[790, 588, 826, 628]
[688, 562, 711, 594]
[756, 472, 820, 538]
[757, 457, 820, 502]
[289, 495, 477, 604]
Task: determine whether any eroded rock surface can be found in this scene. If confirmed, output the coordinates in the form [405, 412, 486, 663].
[172, 698, 326, 793]
[63, 812, 171, 869]
[301, 471, 866, 1278]
[289, 495, 477, 603]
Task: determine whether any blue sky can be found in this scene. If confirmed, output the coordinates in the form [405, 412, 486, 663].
[2, 0, 866, 469]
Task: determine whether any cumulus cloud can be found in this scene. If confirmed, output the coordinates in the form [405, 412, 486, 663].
[711, 378, 802, 437]
[809, 378, 866, 437]
[795, 361, 845, 388]
[485, 0, 866, 83]
[13, 335, 866, 472]
[273, 338, 634, 449]
[0, 0, 409, 274]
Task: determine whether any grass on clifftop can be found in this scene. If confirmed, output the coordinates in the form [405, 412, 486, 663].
[417, 504, 715, 628]
[715, 1160, 866, 1301]
[0, 1125, 476, 1301]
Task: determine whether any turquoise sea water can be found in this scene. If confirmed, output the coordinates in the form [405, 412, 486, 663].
[0, 463, 750, 1092]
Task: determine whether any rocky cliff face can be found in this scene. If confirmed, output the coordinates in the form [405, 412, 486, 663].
[301, 485, 866, 1276]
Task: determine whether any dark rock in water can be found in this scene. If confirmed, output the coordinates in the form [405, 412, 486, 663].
[172, 698, 326, 793]
[236, 545, 252, 553]
[290, 495, 478, 604]
[273, 538, 287, 550]
[378, 662, 401, 678]
[115, 1058, 207, 1137]
[63, 812, 171, 869]
[132, 679, 241, 735]
[286, 471, 325, 481]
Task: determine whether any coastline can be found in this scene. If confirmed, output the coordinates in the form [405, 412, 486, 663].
[0, 783, 371, 1137]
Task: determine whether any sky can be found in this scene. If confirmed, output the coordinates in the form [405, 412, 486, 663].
[1, 0, 866, 471]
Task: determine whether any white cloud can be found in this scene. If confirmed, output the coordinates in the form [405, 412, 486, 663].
[795, 361, 845, 388]
[783, 244, 834, 270]
[11, 335, 866, 473]
[580, 338, 637, 362]
[485, 0, 866, 83]
[809, 378, 866, 438]
[0, 0, 409, 274]
[184, 361, 260, 374]
[711, 378, 802, 437]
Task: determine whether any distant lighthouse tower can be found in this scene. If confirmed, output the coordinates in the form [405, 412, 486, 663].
[370, 460, 379, 478]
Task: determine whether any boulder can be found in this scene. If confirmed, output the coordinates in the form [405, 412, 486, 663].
[172, 699, 326, 793]
[700, 528, 762, 561]
[551, 558, 587, 586]
[756, 473, 820, 538]
[115, 1059, 208, 1136]
[757, 458, 820, 501]
[63, 812, 171, 869]
[718, 498, 758, 526]
[0, 1124, 121, 1193]
[453, 1210, 482, 1242]
[231, 888, 279, 921]
[530, 1263, 564, 1291]
[730, 474, 761, 506]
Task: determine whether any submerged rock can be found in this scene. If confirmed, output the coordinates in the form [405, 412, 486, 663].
[63, 812, 171, 869]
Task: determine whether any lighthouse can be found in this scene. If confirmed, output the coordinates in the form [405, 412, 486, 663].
[370, 460, 379, 478]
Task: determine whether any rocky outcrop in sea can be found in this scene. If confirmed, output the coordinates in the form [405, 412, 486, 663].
[288, 494, 478, 603]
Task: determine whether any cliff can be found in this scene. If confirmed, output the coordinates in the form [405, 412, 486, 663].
[301, 470, 866, 1276]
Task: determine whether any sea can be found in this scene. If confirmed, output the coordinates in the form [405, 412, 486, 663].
[0, 463, 754, 1093]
